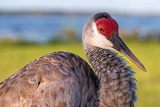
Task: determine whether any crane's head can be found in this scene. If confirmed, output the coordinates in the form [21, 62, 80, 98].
[82, 12, 146, 71]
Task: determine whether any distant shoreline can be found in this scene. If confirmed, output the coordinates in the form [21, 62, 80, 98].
[0, 11, 92, 16]
[0, 11, 160, 17]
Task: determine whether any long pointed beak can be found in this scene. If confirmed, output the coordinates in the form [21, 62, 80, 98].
[111, 33, 146, 72]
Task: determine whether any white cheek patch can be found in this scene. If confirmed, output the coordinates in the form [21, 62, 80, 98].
[90, 23, 114, 50]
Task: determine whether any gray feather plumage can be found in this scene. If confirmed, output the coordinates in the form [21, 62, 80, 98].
[84, 44, 137, 107]
[0, 48, 137, 107]
[0, 12, 139, 107]
[0, 52, 99, 107]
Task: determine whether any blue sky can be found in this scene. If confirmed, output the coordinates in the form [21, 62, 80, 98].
[0, 0, 160, 15]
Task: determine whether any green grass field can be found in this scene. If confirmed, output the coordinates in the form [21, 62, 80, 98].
[0, 40, 160, 107]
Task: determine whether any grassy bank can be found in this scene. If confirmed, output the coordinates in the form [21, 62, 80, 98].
[0, 40, 160, 107]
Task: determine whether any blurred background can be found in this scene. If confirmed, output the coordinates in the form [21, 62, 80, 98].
[0, 0, 160, 107]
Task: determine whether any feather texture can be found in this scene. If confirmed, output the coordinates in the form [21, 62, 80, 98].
[0, 52, 99, 107]
[84, 45, 137, 107]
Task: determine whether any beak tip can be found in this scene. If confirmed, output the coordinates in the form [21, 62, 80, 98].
[142, 66, 147, 72]
[111, 33, 146, 72]
[139, 63, 146, 72]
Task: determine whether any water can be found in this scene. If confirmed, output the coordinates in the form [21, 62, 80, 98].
[0, 14, 160, 42]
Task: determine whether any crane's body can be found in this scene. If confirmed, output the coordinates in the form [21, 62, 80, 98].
[0, 52, 99, 107]
[0, 12, 145, 107]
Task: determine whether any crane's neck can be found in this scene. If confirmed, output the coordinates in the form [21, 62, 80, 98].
[83, 44, 137, 107]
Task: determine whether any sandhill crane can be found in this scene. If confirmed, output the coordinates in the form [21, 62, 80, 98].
[0, 12, 146, 107]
